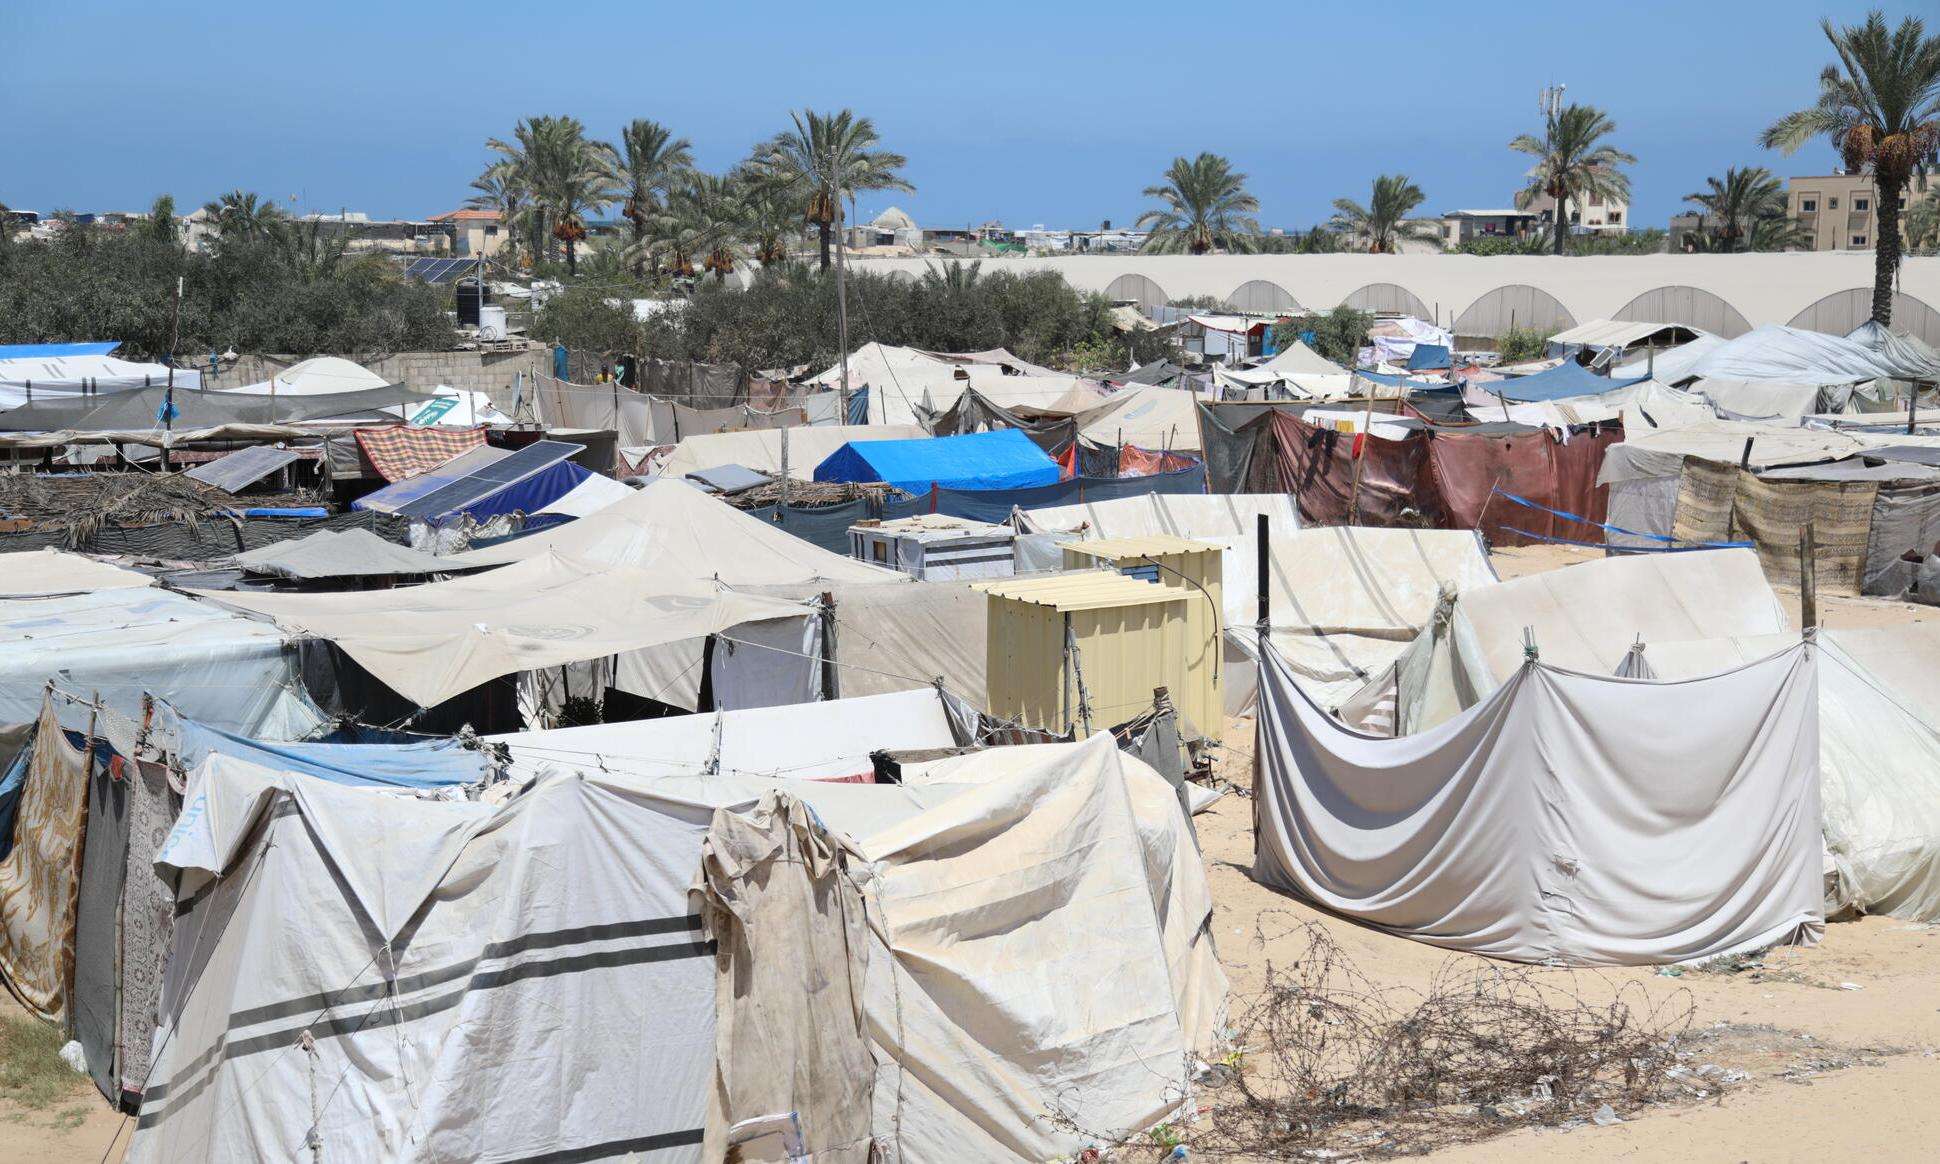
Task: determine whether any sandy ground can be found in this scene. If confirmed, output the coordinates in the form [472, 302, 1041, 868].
[9, 542, 1939, 1163]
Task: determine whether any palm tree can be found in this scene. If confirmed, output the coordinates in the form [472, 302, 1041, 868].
[1328, 174, 1441, 254]
[734, 165, 806, 266]
[1908, 195, 1940, 252]
[647, 173, 747, 282]
[1136, 153, 1261, 254]
[481, 115, 619, 274]
[609, 119, 694, 276]
[1510, 104, 1636, 255]
[466, 164, 529, 268]
[140, 194, 180, 247]
[1682, 166, 1790, 251]
[921, 258, 983, 292]
[202, 190, 286, 244]
[759, 108, 913, 272]
[1760, 12, 1940, 326]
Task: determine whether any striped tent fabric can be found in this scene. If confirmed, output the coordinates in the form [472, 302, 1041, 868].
[353, 425, 488, 483]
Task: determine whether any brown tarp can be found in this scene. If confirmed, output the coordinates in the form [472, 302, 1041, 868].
[1674, 461, 1879, 596]
[1267, 411, 1437, 527]
[1422, 426, 1623, 548]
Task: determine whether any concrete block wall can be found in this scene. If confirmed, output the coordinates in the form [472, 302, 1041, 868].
[205, 347, 548, 413]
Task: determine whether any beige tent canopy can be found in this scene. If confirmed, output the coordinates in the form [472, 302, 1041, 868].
[195, 551, 813, 708]
[652, 423, 924, 483]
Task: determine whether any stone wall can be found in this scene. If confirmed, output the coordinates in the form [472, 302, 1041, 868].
[205, 347, 548, 412]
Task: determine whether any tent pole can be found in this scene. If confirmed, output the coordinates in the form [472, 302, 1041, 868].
[1799, 521, 1818, 630]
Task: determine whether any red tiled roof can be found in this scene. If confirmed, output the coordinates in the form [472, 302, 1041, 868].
[429, 209, 502, 222]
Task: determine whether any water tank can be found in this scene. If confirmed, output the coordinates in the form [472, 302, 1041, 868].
[478, 305, 508, 341]
[455, 278, 488, 326]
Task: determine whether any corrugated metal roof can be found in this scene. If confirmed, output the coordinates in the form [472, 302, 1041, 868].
[1062, 535, 1223, 562]
[975, 571, 1183, 612]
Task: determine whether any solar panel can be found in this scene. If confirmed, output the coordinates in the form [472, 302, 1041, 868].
[183, 445, 300, 493]
[401, 257, 480, 285]
[355, 444, 513, 515]
[395, 440, 584, 521]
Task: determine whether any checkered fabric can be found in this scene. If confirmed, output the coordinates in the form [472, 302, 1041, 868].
[353, 425, 488, 483]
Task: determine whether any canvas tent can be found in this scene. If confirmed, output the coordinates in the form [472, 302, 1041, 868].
[0, 586, 320, 741]
[651, 424, 925, 483]
[1679, 323, 1940, 386]
[1077, 384, 1205, 451]
[1018, 495, 1498, 711]
[193, 551, 815, 709]
[815, 427, 1060, 493]
[0, 352, 201, 406]
[0, 549, 153, 598]
[1253, 636, 1823, 965]
[133, 732, 1223, 1163]
[218, 356, 387, 396]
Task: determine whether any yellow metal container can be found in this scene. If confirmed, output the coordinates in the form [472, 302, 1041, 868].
[976, 571, 1190, 737]
[1060, 536, 1225, 738]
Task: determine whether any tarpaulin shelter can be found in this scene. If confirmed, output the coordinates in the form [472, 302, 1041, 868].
[1405, 343, 1451, 371]
[193, 551, 816, 709]
[1482, 361, 1645, 403]
[1199, 403, 1622, 547]
[1254, 634, 1823, 965]
[234, 528, 469, 581]
[132, 729, 1222, 1163]
[694, 735, 1224, 1161]
[0, 549, 153, 598]
[0, 353, 201, 407]
[815, 428, 1061, 493]
[1018, 495, 1498, 712]
[1079, 384, 1204, 452]
[0, 383, 428, 431]
[0, 586, 320, 741]
[651, 424, 925, 483]
[1635, 626, 1940, 923]
[1680, 323, 1940, 386]
[1353, 548, 1791, 735]
[218, 356, 387, 396]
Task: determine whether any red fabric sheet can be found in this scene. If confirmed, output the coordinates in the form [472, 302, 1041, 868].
[1267, 412, 1438, 527]
[1118, 445, 1199, 479]
[1421, 426, 1622, 547]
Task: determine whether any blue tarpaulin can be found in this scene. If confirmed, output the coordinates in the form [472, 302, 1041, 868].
[752, 463, 1209, 553]
[172, 716, 491, 790]
[446, 459, 590, 525]
[0, 341, 120, 360]
[1405, 344, 1451, 371]
[814, 427, 1060, 493]
[1487, 362, 1646, 403]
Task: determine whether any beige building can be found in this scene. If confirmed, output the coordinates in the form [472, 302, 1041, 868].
[1523, 190, 1628, 233]
[1785, 174, 1938, 252]
[430, 208, 505, 258]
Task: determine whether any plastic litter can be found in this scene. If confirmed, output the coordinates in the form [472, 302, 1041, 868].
[57, 1039, 87, 1075]
[1593, 1103, 1622, 1127]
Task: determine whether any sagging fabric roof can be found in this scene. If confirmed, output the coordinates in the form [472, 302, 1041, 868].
[0, 549, 153, 597]
[234, 528, 470, 580]
[193, 550, 815, 708]
[0, 383, 432, 432]
[1483, 361, 1645, 403]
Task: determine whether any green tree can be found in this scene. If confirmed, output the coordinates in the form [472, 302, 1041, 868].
[609, 119, 694, 277]
[1760, 11, 1940, 325]
[1269, 306, 1374, 367]
[1136, 153, 1261, 254]
[758, 109, 913, 273]
[481, 115, 619, 274]
[140, 195, 180, 247]
[1327, 174, 1441, 254]
[735, 165, 807, 266]
[1681, 166, 1798, 251]
[1908, 195, 1940, 252]
[202, 190, 286, 245]
[1510, 104, 1636, 255]
[466, 164, 529, 269]
[648, 172, 748, 282]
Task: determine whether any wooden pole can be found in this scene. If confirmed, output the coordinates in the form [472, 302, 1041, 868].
[162, 275, 182, 472]
[1800, 519, 1818, 630]
[1347, 386, 1378, 526]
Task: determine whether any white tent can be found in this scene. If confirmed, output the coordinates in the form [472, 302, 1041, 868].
[135, 732, 1223, 1163]
[443, 478, 902, 584]
[1077, 384, 1204, 451]
[219, 356, 388, 396]
[1020, 496, 1499, 711]
[193, 551, 816, 709]
[1678, 323, 1940, 385]
[808, 344, 1093, 428]
[0, 586, 319, 739]
[0, 353, 200, 406]
[1254, 636, 1824, 965]
[0, 549, 153, 598]
[652, 423, 924, 483]
[1215, 340, 1356, 399]
[1361, 548, 1791, 733]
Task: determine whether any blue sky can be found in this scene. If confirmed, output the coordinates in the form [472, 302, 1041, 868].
[1, 1, 1928, 232]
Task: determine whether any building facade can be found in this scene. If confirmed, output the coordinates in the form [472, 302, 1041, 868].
[431, 209, 506, 258]
[1522, 191, 1627, 233]
[1784, 174, 1939, 252]
[1440, 209, 1541, 246]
